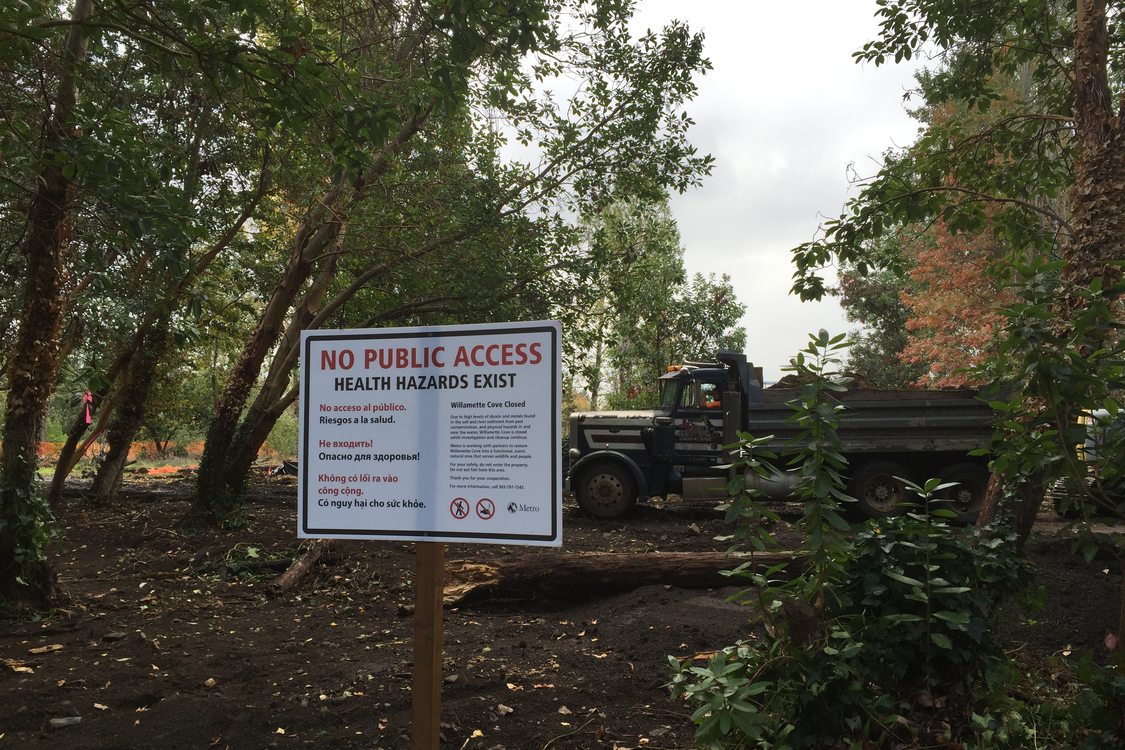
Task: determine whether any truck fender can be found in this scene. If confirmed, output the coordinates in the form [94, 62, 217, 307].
[567, 450, 647, 498]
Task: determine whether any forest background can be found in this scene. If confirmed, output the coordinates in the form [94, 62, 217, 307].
[0, 0, 755, 604]
[1, 1, 1124, 747]
[0, 0, 1123, 720]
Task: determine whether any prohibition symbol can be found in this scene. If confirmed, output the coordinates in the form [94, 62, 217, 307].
[475, 498, 495, 520]
[450, 497, 470, 519]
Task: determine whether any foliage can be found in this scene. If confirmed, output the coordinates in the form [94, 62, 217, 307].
[975, 260, 1125, 522]
[791, 2, 1088, 302]
[140, 362, 217, 454]
[674, 485, 1031, 748]
[716, 330, 854, 601]
[605, 272, 746, 409]
[789, 1, 1124, 691]
[838, 258, 925, 389]
[1064, 653, 1125, 749]
[265, 408, 298, 459]
[0, 476, 54, 570]
[672, 332, 1035, 748]
[573, 199, 746, 409]
[946, 257, 1125, 744]
[819, 17, 1090, 391]
[899, 220, 1012, 386]
[780, 331, 854, 600]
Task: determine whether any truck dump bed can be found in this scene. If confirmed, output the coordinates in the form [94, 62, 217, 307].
[750, 388, 994, 454]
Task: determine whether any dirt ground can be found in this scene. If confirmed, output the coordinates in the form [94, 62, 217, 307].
[1, 472, 1121, 750]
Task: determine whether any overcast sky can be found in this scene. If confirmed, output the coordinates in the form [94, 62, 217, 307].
[630, 1, 925, 381]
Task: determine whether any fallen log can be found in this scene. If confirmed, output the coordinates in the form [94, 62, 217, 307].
[270, 539, 335, 594]
[444, 550, 800, 606]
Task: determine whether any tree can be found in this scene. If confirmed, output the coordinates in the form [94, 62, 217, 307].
[791, 0, 1123, 538]
[190, 1, 716, 524]
[31, 0, 293, 511]
[570, 199, 746, 409]
[899, 221, 1011, 386]
[835, 59, 1068, 390]
[838, 264, 925, 389]
[572, 199, 687, 408]
[0, 0, 94, 606]
[608, 271, 746, 408]
[0, 0, 387, 600]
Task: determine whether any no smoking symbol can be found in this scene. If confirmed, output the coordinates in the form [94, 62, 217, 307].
[450, 497, 470, 519]
[475, 498, 495, 520]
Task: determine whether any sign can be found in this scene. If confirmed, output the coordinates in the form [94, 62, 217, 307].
[299, 321, 562, 546]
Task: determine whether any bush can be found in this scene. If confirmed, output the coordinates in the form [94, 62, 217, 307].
[671, 507, 1030, 748]
[669, 333, 1034, 748]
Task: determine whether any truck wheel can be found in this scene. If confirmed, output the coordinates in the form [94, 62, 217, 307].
[935, 463, 990, 524]
[849, 460, 911, 518]
[576, 462, 638, 519]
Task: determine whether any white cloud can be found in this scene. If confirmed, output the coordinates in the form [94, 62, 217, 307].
[632, 0, 924, 379]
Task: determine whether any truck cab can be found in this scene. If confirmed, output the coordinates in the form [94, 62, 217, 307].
[567, 353, 762, 518]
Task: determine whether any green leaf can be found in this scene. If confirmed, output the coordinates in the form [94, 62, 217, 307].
[823, 509, 851, 531]
[933, 610, 970, 627]
[884, 570, 924, 587]
[744, 680, 771, 696]
[882, 613, 924, 623]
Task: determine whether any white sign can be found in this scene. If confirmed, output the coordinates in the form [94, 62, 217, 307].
[298, 321, 562, 546]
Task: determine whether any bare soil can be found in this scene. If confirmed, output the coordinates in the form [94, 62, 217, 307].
[1, 472, 1120, 749]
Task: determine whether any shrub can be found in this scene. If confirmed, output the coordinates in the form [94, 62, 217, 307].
[670, 332, 1032, 748]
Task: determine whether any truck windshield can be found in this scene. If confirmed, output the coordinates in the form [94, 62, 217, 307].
[678, 381, 722, 410]
[659, 380, 678, 412]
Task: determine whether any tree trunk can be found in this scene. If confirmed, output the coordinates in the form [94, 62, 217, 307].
[975, 470, 1045, 547]
[1065, 0, 1123, 293]
[45, 304, 157, 510]
[0, 0, 93, 606]
[222, 394, 297, 500]
[190, 195, 339, 525]
[90, 321, 170, 506]
[1068, 0, 1124, 680]
[46, 387, 103, 509]
[975, 474, 1003, 528]
[268, 546, 800, 601]
[211, 248, 341, 501]
[590, 334, 604, 411]
[191, 104, 431, 527]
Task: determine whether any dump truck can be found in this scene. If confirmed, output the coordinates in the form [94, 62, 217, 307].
[565, 351, 994, 521]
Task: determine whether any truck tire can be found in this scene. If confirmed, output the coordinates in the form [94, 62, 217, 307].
[849, 460, 911, 518]
[935, 463, 989, 524]
[576, 462, 639, 519]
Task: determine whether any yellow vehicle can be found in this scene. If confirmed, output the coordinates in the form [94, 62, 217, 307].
[1052, 409, 1125, 518]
